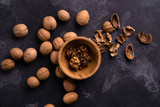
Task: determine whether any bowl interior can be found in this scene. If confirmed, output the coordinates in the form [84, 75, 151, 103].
[58, 37, 101, 80]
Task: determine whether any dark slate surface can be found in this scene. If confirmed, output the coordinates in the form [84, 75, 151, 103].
[0, 0, 160, 107]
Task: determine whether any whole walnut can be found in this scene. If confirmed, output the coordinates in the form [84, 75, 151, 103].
[103, 21, 115, 33]
[27, 76, 40, 88]
[63, 78, 76, 92]
[57, 9, 70, 22]
[50, 51, 59, 64]
[36, 67, 50, 80]
[55, 65, 66, 78]
[39, 41, 53, 55]
[13, 24, 28, 37]
[23, 48, 37, 63]
[76, 10, 90, 26]
[53, 37, 64, 50]
[10, 48, 23, 60]
[43, 16, 57, 30]
[37, 28, 51, 41]
[44, 104, 55, 107]
[63, 32, 77, 42]
[1, 59, 15, 70]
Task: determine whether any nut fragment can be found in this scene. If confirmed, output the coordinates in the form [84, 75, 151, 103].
[109, 43, 120, 57]
[138, 32, 152, 44]
[103, 32, 112, 42]
[125, 44, 134, 60]
[53, 37, 64, 50]
[123, 26, 135, 36]
[55, 65, 66, 78]
[63, 78, 76, 92]
[36, 67, 50, 80]
[111, 13, 120, 29]
[94, 30, 103, 42]
[116, 34, 127, 44]
[27, 76, 40, 88]
[103, 21, 115, 33]
[69, 56, 80, 70]
[63, 32, 77, 42]
[98, 43, 109, 53]
[63, 92, 78, 104]
[40, 41, 53, 55]
[50, 51, 59, 64]
[1, 59, 15, 70]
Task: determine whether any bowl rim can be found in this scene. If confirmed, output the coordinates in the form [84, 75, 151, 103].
[58, 36, 101, 80]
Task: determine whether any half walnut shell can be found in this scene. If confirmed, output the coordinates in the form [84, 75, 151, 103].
[103, 21, 115, 33]
[94, 30, 103, 42]
[102, 32, 112, 42]
[116, 34, 127, 44]
[111, 13, 120, 29]
[138, 32, 152, 44]
[123, 26, 135, 36]
[109, 43, 120, 57]
[125, 44, 134, 60]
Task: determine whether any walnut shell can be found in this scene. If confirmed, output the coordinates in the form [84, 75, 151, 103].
[116, 34, 127, 44]
[27, 76, 40, 88]
[39, 41, 53, 55]
[13, 24, 28, 37]
[1, 59, 15, 70]
[37, 28, 51, 41]
[138, 32, 152, 44]
[23, 48, 37, 63]
[50, 51, 59, 64]
[36, 67, 50, 80]
[102, 33, 112, 42]
[63, 92, 78, 104]
[55, 65, 66, 78]
[103, 21, 115, 33]
[109, 43, 120, 57]
[111, 13, 120, 29]
[123, 26, 135, 36]
[10, 48, 23, 60]
[63, 78, 76, 92]
[63, 32, 77, 42]
[125, 44, 134, 60]
[57, 9, 70, 22]
[53, 37, 64, 50]
[76, 10, 90, 26]
[43, 16, 57, 30]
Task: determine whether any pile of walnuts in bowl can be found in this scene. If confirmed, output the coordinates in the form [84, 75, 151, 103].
[0, 9, 152, 107]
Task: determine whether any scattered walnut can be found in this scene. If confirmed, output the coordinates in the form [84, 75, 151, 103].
[109, 43, 120, 57]
[69, 56, 80, 70]
[125, 44, 134, 60]
[116, 34, 127, 44]
[111, 13, 120, 29]
[103, 21, 115, 33]
[102, 32, 112, 42]
[123, 26, 135, 36]
[138, 32, 152, 44]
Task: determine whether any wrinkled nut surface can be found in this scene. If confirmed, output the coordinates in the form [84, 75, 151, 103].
[27, 76, 40, 88]
[10, 48, 23, 60]
[116, 34, 127, 44]
[43, 16, 57, 30]
[111, 13, 120, 29]
[125, 44, 134, 60]
[123, 26, 135, 36]
[50, 51, 59, 64]
[36, 67, 50, 80]
[37, 28, 51, 41]
[138, 32, 152, 44]
[69, 56, 80, 70]
[103, 21, 115, 33]
[97, 43, 109, 53]
[13, 24, 28, 37]
[63, 78, 76, 92]
[53, 37, 64, 50]
[1, 59, 15, 70]
[40, 41, 53, 55]
[103, 33, 112, 42]
[57, 9, 70, 22]
[63, 32, 77, 42]
[63, 92, 78, 104]
[76, 10, 90, 26]
[44, 104, 55, 107]
[23, 48, 37, 63]
[55, 65, 66, 78]
[109, 43, 120, 57]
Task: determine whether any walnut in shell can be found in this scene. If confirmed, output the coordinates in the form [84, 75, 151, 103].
[125, 44, 134, 60]
[116, 34, 127, 44]
[103, 21, 115, 33]
[111, 13, 120, 29]
[138, 32, 152, 44]
[123, 26, 135, 36]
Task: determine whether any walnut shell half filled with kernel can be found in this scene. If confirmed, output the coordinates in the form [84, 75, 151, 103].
[138, 32, 152, 44]
[125, 44, 134, 60]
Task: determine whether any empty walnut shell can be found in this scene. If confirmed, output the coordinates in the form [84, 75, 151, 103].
[116, 34, 127, 44]
[94, 30, 103, 42]
[102, 33, 112, 42]
[138, 32, 152, 44]
[110, 50, 118, 57]
[109, 43, 120, 57]
[98, 43, 109, 53]
[125, 44, 134, 60]
[111, 13, 120, 29]
[123, 26, 135, 36]
[103, 21, 115, 33]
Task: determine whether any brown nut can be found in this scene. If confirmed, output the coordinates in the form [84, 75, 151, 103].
[138, 32, 152, 44]
[10, 48, 23, 60]
[94, 30, 103, 42]
[43, 16, 57, 30]
[44, 104, 55, 107]
[98, 43, 109, 53]
[13, 24, 28, 37]
[63, 32, 77, 42]
[76, 10, 90, 26]
[36, 67, 50, 80]
[63, 92, 78, 104]
[103, 21, 115, 33]
[103, 33, 112, 42]
[116, 34, 127, 44]
[109, 43, 120, 57]
[55, 65, 66, 78]
[40, 41, 53, 55]
[50, 51, 59, 64]
[37, 28, 51, 41]
[63, 78, 76, 92]
[110, 50, 118, 57]
[53, 37, 64, 50]
[125, 44, 134, 60]
[23, 48, 37, 63]
[1, 59, 15, 71]
[123, 26, 135, 36]
[57, 9, 70, 22]
[69, 56, 80, 70]
[27, 76, 40, 88]
[111, 13, 120, 29]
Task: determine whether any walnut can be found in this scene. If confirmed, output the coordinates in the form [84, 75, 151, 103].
[69, 56, 80, 70]
[109, 43, 120, 57]
[111, 13, 120, 29]
[125, 44, 134, 60]
[103, 21, 115, 33]
[102, 32, 112, 42]
[138, 32, 152, 44]
[123, 26, 135, 36]
[116, 34, 127, 44]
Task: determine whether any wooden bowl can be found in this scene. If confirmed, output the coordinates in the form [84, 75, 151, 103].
[58, 37, 101, 80]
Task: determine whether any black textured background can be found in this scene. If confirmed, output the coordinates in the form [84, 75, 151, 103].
[0, 0, 160, 107]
